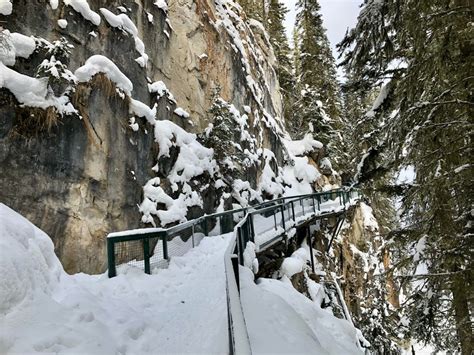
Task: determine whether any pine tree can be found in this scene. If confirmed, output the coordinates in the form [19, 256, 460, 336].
[339, 0, 473, 352]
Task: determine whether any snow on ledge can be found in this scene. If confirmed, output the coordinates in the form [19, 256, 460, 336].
[0, 63, 76, 114]
[64, 0, 101, 26]
[74, 55, 133, 96]
[0, 0, 12, 15]
[283, 134, 323, 157]
[99, 8, 149, 67]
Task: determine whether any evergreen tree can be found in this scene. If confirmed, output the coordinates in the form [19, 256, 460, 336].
[265, 0, 294, 127]
[295, 0, 341, 119]
[339, 0, 473, 352]
[292, 0, 346, 171]
[237, 0, 265, 21]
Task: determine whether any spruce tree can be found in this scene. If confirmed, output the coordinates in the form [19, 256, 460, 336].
[265, 0, 294, 127]
[292, 0, 346, 171]
[339, 0, 473, 352]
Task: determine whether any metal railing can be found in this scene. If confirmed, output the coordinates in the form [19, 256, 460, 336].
[106, 187, 361, 354]
[106, 188, 360, 278]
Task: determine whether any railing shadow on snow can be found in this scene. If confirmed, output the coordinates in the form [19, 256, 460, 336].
[106, 188, 361, 354]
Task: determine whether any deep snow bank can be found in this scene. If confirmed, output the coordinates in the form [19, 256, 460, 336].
[0, 203, 229, 354]
[240, 267, 363, 354]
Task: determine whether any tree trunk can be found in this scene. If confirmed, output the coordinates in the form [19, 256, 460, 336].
[451, 273, 473, 354]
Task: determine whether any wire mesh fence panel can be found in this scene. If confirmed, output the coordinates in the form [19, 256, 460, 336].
[149, 236, 166, 270]
[114, 239, 145, 273]
[166, 226, 195, 259]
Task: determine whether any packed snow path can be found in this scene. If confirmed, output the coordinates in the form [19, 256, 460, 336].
[0, 203, 230, 354]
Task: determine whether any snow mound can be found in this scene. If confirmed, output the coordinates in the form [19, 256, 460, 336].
[0, 205, 230, 354]
[280, 247, 309, 278]
[74, 55, 133, 95]
[0, 204, 63, 314]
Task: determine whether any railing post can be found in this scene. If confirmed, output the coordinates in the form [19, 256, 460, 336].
[237, 227, 244, 265]
[339, 192, 343, 205]
[280, 205, 286, 231]
[302, 198, 305, 215]
[273, 210, 277, 230]
[317, 195, 321, 210]
[232, 254, 240, 291]
[143, 237, 151, 275]
[107, 238, 117, 278]
[162, 232, 169, 260]
[203, 218, 209, 236]
[192, 224, 195, 248]
[312, 196, 316, 213]
[291, 201, 295, 221]
[248, 214, 255, 243]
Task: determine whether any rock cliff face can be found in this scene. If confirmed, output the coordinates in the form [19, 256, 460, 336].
[1, 0, 341, 274]
[0, 0, 285, 273]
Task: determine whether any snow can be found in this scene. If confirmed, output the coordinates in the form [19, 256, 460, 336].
[129, 98, 157, 125]
[366, 83, 390, 117]
[140, 121, 217, 226]
[49, 0, 59, 9]
[148, 80, 168, 97]
[0, 30, 36, 65]
[320, 157, 332, 170]
[360, 202, 379, 231]
[240, 267, 363, 354]
[99, 8, 148, 67]
[280, 248, 309, 278]
[128, 117, 139, 131]
[64, 0, 101, 26]
[57, 19, 68, 28]
[0, 62, 76, 114]
[0, 203, 230, 354]
[283, 134, 323, 156]
[154, 0, 168, 12]
[74, 55, 133, 96]
[174, 107, 190, 118]
[0, 0, 12, 15]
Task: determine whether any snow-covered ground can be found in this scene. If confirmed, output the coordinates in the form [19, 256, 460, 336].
[240, 267, 363, 354]
[0, 203, 228, 354]
[1, 198, 363, 354]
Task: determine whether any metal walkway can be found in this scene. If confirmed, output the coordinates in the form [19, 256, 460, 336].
[105, 188, 361, 354]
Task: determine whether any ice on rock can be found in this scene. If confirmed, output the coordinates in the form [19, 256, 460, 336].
[154, 0, 168, 12]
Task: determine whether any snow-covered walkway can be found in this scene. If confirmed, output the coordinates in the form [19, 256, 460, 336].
[0, 203, 229, 354]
